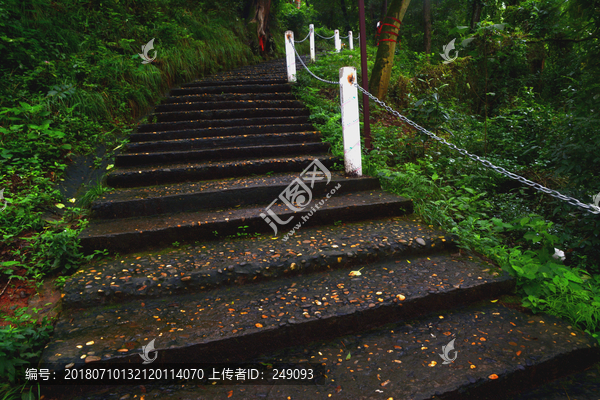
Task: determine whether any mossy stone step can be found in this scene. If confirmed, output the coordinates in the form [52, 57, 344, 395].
[79, 190, 412, 254]
[181, 78, 287, 87]
[160, 91, 296, 104]
[154, 99, 303, 113]
[66, 216, 456, 308]
[92, 172, 379, 219]
[130, 123, 314, 142]
[106, 154, 338, 188]
[125, 131, 321, 153]
[170, 83, 291, 96]
[136, 115, 310, 133]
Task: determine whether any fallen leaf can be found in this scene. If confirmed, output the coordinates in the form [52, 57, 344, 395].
[227, 390, 233, 398]
[255, 323, 263, 328]
[516, 351, 522, 356]
[349, 267, 364, 277]
[346, 352, 351, 360]
[381, 380, 391, 387]
[491, 299, 498, 302]
[489, 374, 499, 380]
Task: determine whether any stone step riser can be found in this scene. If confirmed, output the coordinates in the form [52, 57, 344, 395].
[155, 100, 303, 113]
[130, 124, 315, 143]
[115, 143, 330, 167]
[137, 115, 310, 133]
[182, 78, 287, 87]
[170, 83, 291, 96]
[80, 198, 410, 255]
[106, 155, 337, 188]
[126, 132, 321, 153]
[152, 108, 310, 123]
[161, 92, 295, 104]
[92, 177, 382, 220]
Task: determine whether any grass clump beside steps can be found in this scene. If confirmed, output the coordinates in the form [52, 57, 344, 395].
[0, 0, 273, 397]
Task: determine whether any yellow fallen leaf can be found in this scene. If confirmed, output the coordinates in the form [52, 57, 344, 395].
[491, 299, 498, 302]
[349, 267, 364, 277]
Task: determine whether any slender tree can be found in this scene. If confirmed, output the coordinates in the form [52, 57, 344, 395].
[369, 0, 412, 99]
[423, 0, 432, 54]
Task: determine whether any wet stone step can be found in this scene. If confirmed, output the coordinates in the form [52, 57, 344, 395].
[160, 91, 296, 104]
[136, 115, 311, 133]
[78, 190, 413, 254]
[170, 83, 291, 96]
[154, 99, 303, 113]
[125, 131, 321, 153]
[67, 215, 451, 307]
[43, 253, 513, 370]
[130, 123, 315, 142]
[151, 108, 310, 123]
[115, 143, 330, 167]
[44, 305, 600, 400]
[92, 172, 380, 219]
[106, 154, 338, 188]
[181, 78, 287, 87]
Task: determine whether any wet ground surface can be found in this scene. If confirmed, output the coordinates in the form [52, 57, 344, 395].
[44, 251, 509, 367]
[43, 303, 599, 400]
[65, 216, 450, 308]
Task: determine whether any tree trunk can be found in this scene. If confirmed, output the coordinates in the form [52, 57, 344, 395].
[423, 0, 431, 54]
[339, 0, 352, 33]
[470, 0, 483, 29]
[252, 0, 272, 53]
[369, 0, 412, 100]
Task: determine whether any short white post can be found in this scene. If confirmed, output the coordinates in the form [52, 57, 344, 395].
[285, 31, 296, 82]
[339, 67, 362, 176]
[348, 31, 353, 50]
[309, 24, 315, 62]
[334, 29, 341, 52]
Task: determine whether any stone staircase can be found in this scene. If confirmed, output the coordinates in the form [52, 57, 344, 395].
[40, 59, 599, 400]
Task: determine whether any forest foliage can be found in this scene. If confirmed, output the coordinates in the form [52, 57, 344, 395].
[0, 0, 599, 397]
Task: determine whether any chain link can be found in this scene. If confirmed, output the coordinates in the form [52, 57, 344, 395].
[353, 83, 600, 215]
[294, 31, 311, 43]
[340, 34, 349, 39]
[289, 38, 339, 85]
[315, 32, 335, 40]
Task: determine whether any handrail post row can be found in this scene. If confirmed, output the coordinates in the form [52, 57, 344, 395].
[339, 67, 362, 176]
[309, 24, 316, 62]
[334, 30, 341, 52]
[348, 31, 353, 50]
[285, 31, 296, 82]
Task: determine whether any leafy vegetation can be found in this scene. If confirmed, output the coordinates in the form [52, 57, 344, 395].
[288, 0, 600, 346]
[0, 0, 275, 396]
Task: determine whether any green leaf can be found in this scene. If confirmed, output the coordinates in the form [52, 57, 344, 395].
[346, 352, 351, 360]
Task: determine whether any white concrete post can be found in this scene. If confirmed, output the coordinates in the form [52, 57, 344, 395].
[339, 67, 362, 176]
[334, 30, 341, 52]
[309, 24, 315, 62]
[285, 31, 296, 82]
[348, 31, 353, 50]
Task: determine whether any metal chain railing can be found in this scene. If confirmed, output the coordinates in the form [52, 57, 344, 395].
[286, 30, 600, 215]
[315, 32, 335, 40]
[340, 34, 349, 39]
[354, 83, 600, 215]
[294, 30, 311, 43]
[289, 38, 338, 85]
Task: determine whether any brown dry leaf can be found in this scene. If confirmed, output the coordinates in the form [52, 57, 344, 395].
[255, 323, 263, 328]
[516, 350, 522, 356]
[227, 390, 233, 398]
[489, 374, 499, 380]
